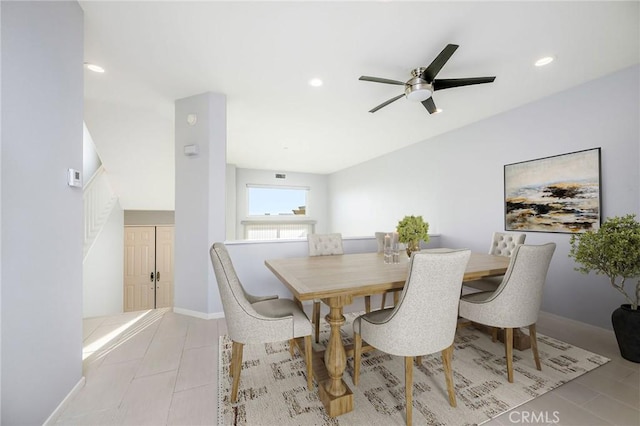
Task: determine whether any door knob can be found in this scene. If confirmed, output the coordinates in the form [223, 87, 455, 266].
[157, 271, 161, 281]
[150, 272, 154, 282]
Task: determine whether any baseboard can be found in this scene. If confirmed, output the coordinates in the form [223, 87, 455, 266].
[173, 307, 224, 320]
[538, 310, 614, 335]
[43, 376, 86, 425]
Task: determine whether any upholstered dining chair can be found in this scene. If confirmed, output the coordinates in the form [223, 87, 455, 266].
[465, 232, 526, 292]
[307, 233, 372, 342]
[210, 242, 313, 402]
[375, 231, 401, 309]
[458, 243, 556, 383]
[353, 249, 471, 426]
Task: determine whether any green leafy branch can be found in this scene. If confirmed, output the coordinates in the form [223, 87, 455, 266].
[569, 214, 640, 310]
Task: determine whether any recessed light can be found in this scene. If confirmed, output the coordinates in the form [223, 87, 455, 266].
[534, 56, 554, 67]
[85, 62, 105, 73]
[308, 78, 323, 87]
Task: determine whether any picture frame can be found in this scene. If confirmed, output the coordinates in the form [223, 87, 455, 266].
[504, 148, 601, 233]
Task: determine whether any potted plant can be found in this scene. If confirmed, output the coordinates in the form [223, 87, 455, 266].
[397, 215, 430, 257]
[568, 214, 640, 362]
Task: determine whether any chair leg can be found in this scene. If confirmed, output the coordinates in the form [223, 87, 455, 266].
[365, 295, 371, 313]
[304, 335, 313, 390]
[230, 342, 236, 378]
[393, 291, 400, 306]
[505, 328, 514, 383]
[405, 356, 413, 426]
[289, 338, 295, 358]
[313, 301, 320, 343]
[231, 341, 244, 403]
[441, 345, 456, 407]
[415, 356, 422, 365]
[529, 323, 542, 371]
[353, 332, 362, 386]
[491, 327, 499, 342]
[380, 292, 387, 310]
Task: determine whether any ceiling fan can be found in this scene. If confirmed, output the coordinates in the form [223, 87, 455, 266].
[359, 44, 496, 114]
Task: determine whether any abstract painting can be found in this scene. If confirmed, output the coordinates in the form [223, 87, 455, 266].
[504, 148, 601, 233]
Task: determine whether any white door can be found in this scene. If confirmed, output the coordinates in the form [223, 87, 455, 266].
[155, 226, 174, 308]
[124, 227, 156, 312]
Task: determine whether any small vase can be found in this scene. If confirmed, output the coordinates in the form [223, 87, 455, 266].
[406, 240, 420, 257]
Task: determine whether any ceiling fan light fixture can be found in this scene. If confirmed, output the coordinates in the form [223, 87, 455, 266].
[405, 87, 432, 102]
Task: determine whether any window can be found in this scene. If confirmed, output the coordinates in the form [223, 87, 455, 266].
[247, 185, 308, 216]
[243, 221, 315, 240]
[243, 185, 314, 240]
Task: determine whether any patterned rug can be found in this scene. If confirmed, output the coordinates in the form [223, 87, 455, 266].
[218, 312, 609, 425]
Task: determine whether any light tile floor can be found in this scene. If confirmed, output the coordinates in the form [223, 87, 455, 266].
[56, 298, 639, 425]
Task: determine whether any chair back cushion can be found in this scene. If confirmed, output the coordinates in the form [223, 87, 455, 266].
[358, 249, 471, 357]
[308, 233, 344, 256]
[210, 242, 257, 339]
[489, 232, 526, 257]
[465, 243, 556, 328]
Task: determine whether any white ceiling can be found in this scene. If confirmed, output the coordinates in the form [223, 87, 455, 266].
[81, 1, 640, 210]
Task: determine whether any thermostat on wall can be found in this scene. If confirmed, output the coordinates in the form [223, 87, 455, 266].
[68, 168, 82, 187]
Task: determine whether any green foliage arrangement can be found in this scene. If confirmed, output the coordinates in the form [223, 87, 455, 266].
[396, 215, 430, 247]
[569, 214, 640, 310]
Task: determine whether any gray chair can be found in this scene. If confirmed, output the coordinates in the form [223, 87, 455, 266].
[353, 249, 471, 426]
[307, 233, 372, 342]
[465, 232, 526, 292]
[376, 231, 401, 309]
[458, 243, 556, 383]
[210, 242, 313, 402]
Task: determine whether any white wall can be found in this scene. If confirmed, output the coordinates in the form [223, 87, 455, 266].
[83, 202, 124, 318]
[234, 168, 329, 239]
[226, 164, 237, 240]
[329, 65, 640, 330]
[174, 92, 226, 316]
[82, 122, 101, 182]
[1, 2, 84, 423]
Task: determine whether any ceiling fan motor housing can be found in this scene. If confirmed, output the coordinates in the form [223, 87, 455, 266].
[405, 69, 433, 101]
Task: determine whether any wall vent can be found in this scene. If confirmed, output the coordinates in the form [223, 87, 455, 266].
[275, 173, 286, 179]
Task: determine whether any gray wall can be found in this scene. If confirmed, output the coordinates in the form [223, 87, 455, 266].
[328, 65, 640, 330]
[124, 209, 175, 226]
[1, 2, 84, 423]
[174, 93, 226, 316]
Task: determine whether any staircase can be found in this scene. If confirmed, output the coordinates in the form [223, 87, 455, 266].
[84, 166, 117, 259]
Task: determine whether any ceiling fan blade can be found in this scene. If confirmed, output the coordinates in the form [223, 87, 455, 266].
[433, 76, 496, 91]
[421, 97, 437, 114]
[422, 44, 459, 82]
[369, 94, 405, 113]
[359, 76, 406, 86]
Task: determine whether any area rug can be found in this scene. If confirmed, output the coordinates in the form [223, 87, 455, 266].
[218, 312, 609, 425]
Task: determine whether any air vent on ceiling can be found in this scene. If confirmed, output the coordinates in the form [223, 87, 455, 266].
[275, 173, 286, 179]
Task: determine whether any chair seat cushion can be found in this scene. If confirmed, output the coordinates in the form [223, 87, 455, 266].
[460, 290, 494, 303]
[464, 276, 502, 292]
[252, 298, 313, 338]
[353, 307, 395, 335]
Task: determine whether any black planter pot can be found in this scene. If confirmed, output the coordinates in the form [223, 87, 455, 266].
[611, 304, 640, 363]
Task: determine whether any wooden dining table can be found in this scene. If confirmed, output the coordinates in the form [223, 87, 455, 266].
[264, 250, 510, 417]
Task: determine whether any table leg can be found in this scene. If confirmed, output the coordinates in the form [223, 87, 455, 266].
[318, 296, 353, 417]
